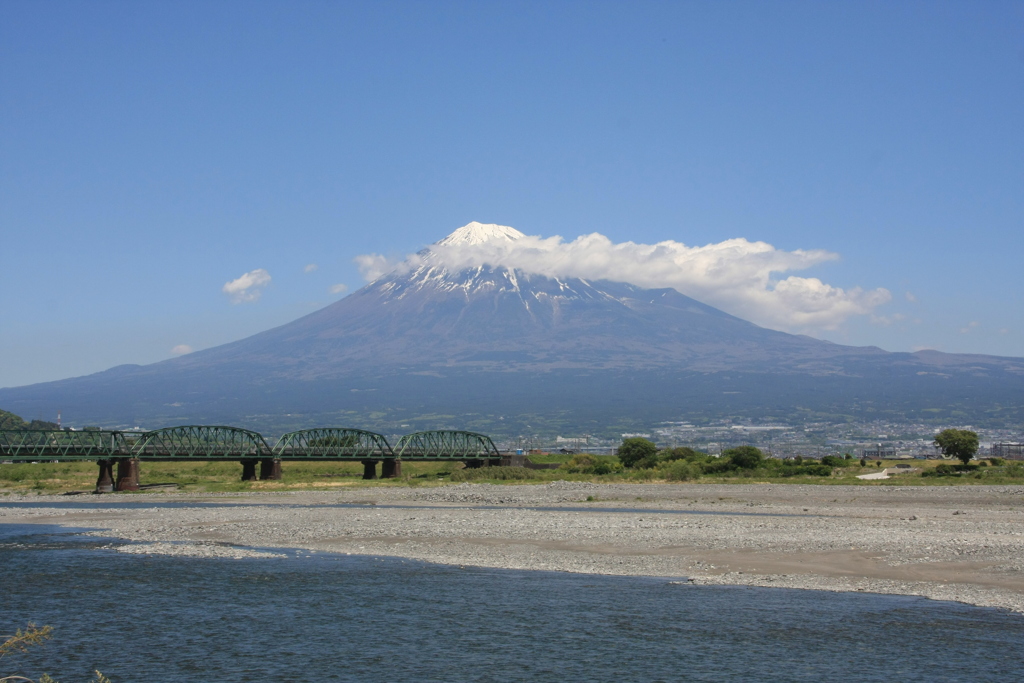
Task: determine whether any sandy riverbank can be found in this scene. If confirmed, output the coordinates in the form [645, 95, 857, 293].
[3, 481, 1023, 612]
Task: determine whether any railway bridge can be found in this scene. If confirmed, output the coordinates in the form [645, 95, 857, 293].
[0, 426, 502, 492]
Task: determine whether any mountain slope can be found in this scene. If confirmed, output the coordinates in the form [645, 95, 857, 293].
[2, 223, 1022, 432]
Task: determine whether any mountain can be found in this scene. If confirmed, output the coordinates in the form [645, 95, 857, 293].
[3, 222, 1023, 434]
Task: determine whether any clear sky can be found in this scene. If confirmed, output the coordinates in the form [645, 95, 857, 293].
[2, 1, 1022, 388]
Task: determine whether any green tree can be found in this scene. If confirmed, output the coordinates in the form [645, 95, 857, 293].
[722, 445, 764, 469]
[634, 453, 660, 469]
[617, 437, 657, 468]
[0, 409, 58, 431]
[659, 446, 700, 462]
[0, 409, 28, 430]
[934, 429, 979, 465]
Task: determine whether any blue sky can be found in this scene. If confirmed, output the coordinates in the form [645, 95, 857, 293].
[2, 1, 1022, 388]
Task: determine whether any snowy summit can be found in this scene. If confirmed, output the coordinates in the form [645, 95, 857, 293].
[435, 222, 525, 247]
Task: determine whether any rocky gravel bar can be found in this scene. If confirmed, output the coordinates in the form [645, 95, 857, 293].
[4, 481, 1023, 612]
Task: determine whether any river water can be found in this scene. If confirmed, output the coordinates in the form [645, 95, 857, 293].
[2, 523, 1022, 682]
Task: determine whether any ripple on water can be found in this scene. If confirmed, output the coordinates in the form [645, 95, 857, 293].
[1, 524, 1022, 682]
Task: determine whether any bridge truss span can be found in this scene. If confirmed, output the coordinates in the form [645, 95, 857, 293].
[131, 425, 271, 460]
[272, 428, 394, 459]
[0, 429, 131, 461]
[394, 430, 501, 460]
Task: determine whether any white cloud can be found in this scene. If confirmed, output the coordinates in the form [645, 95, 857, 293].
[358, 230, 891, 332]
[355, 253, 394, 282]
[959, 321, 979, 334]
[222, 268, 271, 304]
[329, 283, 348, 295]
[904, 291, 918, 303]
[870, 313, 906, 326]
[304, 263, 318, 273]
[170, 344, 193, 355]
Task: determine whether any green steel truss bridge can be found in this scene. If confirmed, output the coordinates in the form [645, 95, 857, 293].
[0, 429, 134, 460]
[133, 426, 270, 460]
[273, 428, 394, 459]
[0, 425, 503, 491]
[395, 431, 501, 459]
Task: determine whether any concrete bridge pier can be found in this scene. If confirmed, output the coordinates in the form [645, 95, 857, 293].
[260, 458, 283, 480]
[361, 459, 379, 480]
[464, 460, 484, 469]
[116, 458, 141, 491]
[241, 460, 259, 481]
[381, 459, 402, 478]
[95, 459, 115, 494]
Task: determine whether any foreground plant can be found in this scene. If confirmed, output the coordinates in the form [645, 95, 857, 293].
[1, 625, 109, 683]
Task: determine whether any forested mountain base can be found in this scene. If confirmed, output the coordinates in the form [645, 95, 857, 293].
[0, 408, 58, 430]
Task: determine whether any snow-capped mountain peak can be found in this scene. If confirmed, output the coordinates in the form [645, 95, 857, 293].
[435, 222, 525, 247]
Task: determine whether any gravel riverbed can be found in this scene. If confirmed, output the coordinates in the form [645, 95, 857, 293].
[4, 481, 1023, 612]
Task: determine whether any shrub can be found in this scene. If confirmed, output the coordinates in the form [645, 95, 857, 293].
[561, 454, 598, 473]
[560, 454, 622, 475]
[700, 460, 737, 475]
[449, 466, 539, 482]
[1005, 463, 1024, 478]
[618, 438, 658, 468]
[860, 458, 867, 467]
[722, 446, 764, 469]
[662, 460, 701, 481]
[930, 463, 984, 476]
[659, 447, 703, 462]
[627, 467, 659, 481]
[634, 454, 660, 470]
[989, 458, 1005, 466]
[821, 455, 845, 467]
[780, 464, 833, 477]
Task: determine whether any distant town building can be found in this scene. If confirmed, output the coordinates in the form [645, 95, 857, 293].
[863, 443, 897, 459]
[991, 443, 1024, 460]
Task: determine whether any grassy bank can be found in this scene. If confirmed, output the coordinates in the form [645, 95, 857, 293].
[2, 456, 1023, 494]
[0, 460, 450, 494]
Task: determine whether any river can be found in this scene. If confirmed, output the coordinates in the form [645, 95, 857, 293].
[2, 523, 1022, 682]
